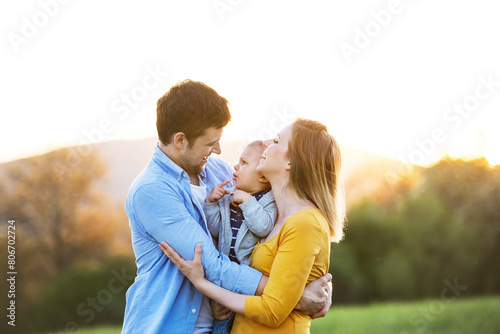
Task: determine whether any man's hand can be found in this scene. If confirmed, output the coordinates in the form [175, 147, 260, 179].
[209, 299, 233, 321]
[230, 189, 252, 207]
[295, 273, 332, 318]
[205, 180, 231, 203]
[311, 275, 332, 319]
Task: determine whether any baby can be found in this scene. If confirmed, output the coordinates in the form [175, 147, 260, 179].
[204, 140, 277, 265]
[204, 140, 277, 334]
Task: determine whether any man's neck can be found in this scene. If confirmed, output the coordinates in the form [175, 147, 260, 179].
[189, 174, 200, 186]
[158, 141, 199, 185]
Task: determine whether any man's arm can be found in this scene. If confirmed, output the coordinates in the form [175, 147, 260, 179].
[160, 242, 332, 326]
[136, 180, 329, 312]
[134, 183, 262, 295]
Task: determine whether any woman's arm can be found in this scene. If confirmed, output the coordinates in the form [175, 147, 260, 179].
[160, 242, 247, 315]
[160, 211, 328, 327]
[244, 212, 326, 327]
[159, 241, 320, 317]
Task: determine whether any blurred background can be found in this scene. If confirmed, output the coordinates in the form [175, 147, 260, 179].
[1, 0, 499, 333]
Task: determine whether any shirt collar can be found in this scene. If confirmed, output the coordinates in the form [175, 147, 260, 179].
[252, 188, 271, 201]
[152, 143, 207, 182]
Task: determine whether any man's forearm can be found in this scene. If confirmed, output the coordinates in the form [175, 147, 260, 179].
[255, 274, 269, 296]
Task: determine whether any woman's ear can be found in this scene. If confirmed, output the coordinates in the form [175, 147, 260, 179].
[285, 162, 291, 171]
[173, 132, 186, 149]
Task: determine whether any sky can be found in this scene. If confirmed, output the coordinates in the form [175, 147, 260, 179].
[1, 0, 499, 166]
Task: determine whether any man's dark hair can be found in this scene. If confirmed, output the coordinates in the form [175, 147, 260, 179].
[156, 79, 231, 146]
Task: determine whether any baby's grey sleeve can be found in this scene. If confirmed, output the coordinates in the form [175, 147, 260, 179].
[239, 194, 277, 237]
[204, 201, 223, 238]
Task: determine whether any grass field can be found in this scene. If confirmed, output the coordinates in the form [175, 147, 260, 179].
[54, 296, 500, 334]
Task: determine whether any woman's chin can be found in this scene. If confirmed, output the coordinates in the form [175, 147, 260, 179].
[256, 161, 265, 172]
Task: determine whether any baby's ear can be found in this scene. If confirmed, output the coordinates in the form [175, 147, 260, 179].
[258, 174, 270, 184]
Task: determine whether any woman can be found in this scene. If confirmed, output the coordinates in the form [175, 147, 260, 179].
[161, 118, 345, 333]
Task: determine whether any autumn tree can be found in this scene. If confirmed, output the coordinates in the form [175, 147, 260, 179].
[0, 147, 127, 283]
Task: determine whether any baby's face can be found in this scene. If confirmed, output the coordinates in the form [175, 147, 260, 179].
[233, 146, 267, 193]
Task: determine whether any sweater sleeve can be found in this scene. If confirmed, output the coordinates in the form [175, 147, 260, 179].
[243, 212, 324, 328]
[238, 193, 277, 237]
[204, 201, 223, 238]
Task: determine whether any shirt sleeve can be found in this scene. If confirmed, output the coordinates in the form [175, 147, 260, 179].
[243, 212, 323, 328]
[133, 182, 262, 295]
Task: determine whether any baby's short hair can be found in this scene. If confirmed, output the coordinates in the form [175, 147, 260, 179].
[246, 140, 265, 153]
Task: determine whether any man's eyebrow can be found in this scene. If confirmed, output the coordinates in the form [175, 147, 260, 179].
[207, 138, 220, 145]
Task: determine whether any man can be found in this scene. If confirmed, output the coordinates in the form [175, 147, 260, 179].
[122, 80, 331, 333]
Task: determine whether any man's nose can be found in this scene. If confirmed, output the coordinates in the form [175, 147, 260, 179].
[212, 142, 221, 155]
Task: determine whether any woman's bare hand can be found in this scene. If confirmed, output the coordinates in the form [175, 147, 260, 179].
[159, 242, 206, 286]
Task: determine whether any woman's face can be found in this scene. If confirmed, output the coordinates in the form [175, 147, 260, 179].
[256, 124, 292, 177]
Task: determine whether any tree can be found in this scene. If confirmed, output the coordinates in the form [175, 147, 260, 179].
[331, 157, 500, 304]
[0, 147, 126, 282]
[421, 157, 500, 293]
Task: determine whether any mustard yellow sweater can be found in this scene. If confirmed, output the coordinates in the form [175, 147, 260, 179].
[231, 208, 331, 333]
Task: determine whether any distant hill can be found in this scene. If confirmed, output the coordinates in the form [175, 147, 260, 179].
[1, 138, 404, 207]
[95, 138, 404, 206]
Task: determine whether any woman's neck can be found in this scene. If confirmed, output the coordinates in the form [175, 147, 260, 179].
[270, 178, 314, 222]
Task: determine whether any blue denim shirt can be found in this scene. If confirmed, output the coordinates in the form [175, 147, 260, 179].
[122, 144, 262, 334]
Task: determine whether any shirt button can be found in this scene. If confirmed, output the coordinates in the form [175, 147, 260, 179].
[192, 309, 197, 313]
[237, 213, 241, 217]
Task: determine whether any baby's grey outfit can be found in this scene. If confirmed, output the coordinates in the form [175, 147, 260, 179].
[204, 188, 277, 265]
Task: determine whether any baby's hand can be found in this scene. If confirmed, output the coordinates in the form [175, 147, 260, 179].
[205, 180, 231, 203]
[231, 189, 252, 207]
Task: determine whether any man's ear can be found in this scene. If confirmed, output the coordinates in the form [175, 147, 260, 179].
[173, 132, 187, 149]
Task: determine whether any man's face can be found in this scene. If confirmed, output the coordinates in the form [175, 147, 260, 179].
[179, 127, 223, 179]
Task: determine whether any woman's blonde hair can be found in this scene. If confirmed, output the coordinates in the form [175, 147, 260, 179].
[288, 118, 346, 242]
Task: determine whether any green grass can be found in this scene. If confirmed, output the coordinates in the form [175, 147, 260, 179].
[53, 296, 500, 334]
[311, 296, 500, 334]
[50, 326, 120, 334]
